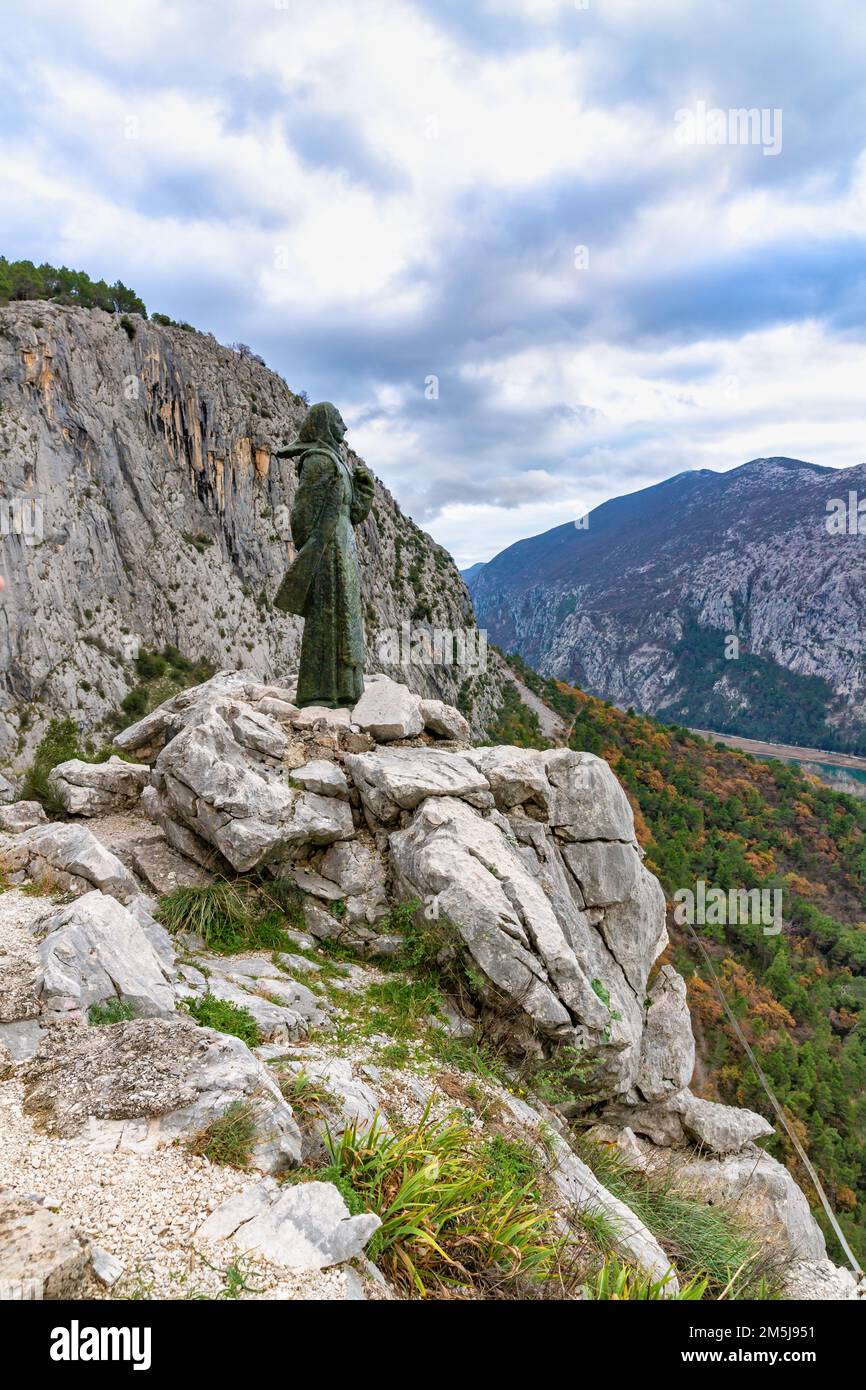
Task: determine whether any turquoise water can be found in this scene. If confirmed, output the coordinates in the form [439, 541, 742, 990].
[784, 758, 866, 799]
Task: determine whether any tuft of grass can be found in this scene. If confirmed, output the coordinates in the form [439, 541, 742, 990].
[157, 876, 305, 955]
[88, 998, 138, 1026]
[275, 1068, 338, 1120]
[574, 1136, 783, 1299]
[322, 1104, 564, 1298]
[188, 1101, 257, 1168]
[364, 975, 445, 1040]
[181, 994, 261, 1046]
[582, 1254, 706, 1301]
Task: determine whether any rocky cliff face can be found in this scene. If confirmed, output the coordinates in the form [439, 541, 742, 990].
[0, 303, 505, 778]
[471, 457, 866, 748]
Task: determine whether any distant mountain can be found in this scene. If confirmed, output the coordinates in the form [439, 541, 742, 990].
[471, 458, 866, 753]
[460, 561, 486, 587]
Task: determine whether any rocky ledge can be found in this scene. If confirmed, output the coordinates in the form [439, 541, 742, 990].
[0, 672, 860, 1301]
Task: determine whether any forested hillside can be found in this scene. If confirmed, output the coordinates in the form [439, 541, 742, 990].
[499, 654, 866, 1262]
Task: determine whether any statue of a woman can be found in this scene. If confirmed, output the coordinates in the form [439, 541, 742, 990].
[273, 402, 374, 707]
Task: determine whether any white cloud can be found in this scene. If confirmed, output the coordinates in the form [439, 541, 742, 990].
[3, 0, 866, 568]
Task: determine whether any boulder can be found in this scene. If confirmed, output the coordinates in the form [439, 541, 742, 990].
[36, 890, 176, 1019]
[257, 697, 299, 721]
[635, 966, 695, 1102]
[390, 794, 610, 1043]
[0, 772, 15, 804]
[291, 706, 352, 731]
[131, 838, 212, 895]
[90, 1245, 124, 1288]
[0, 1189, 91, 1299]
[319, 840, 382, 895]
[596, 863, 668, 996]
[112, 671, 265, 757]
[140, 784, 223, 871]
[676, 1092, 774, 1154]
[669, 1146, 826, 1262]
[154, 701, 354, 871]
[604, 1091, 774, 1154]
[290, 760, 350, 799]
[344, 748, 491, 825]
[464, 746, 551, 813]
[196, 1177, 380, 1269]
[419, 699, 471, 741]
[0, 822, 140, 902]
[0, 801, 48, 834]
[782, 1258, 862, 1301]
[46, 757, 150, 817]
[351, 677, 424, 740]
[545, 749, 635, 841]
[20, 1017, 303, 1174]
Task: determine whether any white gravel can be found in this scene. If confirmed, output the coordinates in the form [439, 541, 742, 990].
[0, 888, 381, 1300]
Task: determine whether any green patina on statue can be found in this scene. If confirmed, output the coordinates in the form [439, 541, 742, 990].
[274, 402, 375, 707]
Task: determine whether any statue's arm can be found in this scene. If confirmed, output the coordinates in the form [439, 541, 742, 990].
[350, 463, 375, 525]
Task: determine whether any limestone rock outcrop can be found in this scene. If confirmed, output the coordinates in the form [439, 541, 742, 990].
[20, 1017, 303, 1174]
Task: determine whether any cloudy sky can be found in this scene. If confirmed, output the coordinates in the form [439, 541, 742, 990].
[3, 0, 866, 566]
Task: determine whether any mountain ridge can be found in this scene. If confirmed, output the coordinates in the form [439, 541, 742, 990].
[472, 456, 866, 752]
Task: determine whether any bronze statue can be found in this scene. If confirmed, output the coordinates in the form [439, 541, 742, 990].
[274, 402, 374, 707]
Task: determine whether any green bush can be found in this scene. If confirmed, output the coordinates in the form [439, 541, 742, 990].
[322, 1105, 563, 1297]
[20, 717, 81, 814]
[88, 998, 138, 1026]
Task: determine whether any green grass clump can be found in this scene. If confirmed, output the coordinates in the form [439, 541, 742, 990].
[363, 976, 445, 1040]
[276, 1068, 338, 1120]
[322, 1104, 563, 1298]
[575, 1137, 782, 1299]
[88, 998, 138, 1025]
[181, 994, 261, 1046]
[481, 1134, 540, 1200]
[156, 876, 305, 955]
[20, 717, 81, 814]
[524, 1046, 596, 1106]
[582, 1254, 705, 1301]
[188, 1101, 257, 1168]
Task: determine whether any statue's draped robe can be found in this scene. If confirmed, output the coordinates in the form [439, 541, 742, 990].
[275, 446, 374, 707]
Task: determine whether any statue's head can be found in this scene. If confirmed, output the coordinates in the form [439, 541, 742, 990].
[297, 401, 347, 452]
